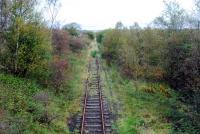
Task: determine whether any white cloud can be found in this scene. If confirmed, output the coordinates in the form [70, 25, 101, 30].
[46, 0, 195, 30]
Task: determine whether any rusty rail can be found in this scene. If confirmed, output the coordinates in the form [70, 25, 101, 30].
[98, 76, 106, 134]
[80, 79, 88, 134]
[80, 58, 107, 134]
[96, 58, 106, 134]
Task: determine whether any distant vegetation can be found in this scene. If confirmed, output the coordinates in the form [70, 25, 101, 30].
[99, 1, 200, 133]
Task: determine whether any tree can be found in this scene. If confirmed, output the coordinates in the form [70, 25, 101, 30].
[63, 22, 81, 36]
[194, 0, 200, 29]
[195, 0, 200, 15]
[0, 0, 10, 34]
[0, 0, 52, 81]
[130, 22, 141, 30]
[154, 1, 186, 30]
[115, 21, 124, 30]
[45, 0, 60, 29]
[0, 0, 10, 64]
[6, 0, 38, 74]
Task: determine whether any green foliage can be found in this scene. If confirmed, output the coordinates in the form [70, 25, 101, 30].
[5, 21, 52, 80]
[101, 22, 200, 133]
[0, 47, 88, 133]
[0, 0, 89, 133]
[103, 64, 199, 133]
[117, 118, 138, 134]
[96, 31, 104, 44]
[0, 0, 52, 84]
[165, 105, 200, 134]
[0, 67, 83, 133]
[63, 23, 81, 37]
[85, 31, 94, 40]
[0, 73, 48, 133]
[102, 27, 166, 80]
[102, 29, 122, 64]
[103, 65, 176, 133]
[90, 50, 97, 58]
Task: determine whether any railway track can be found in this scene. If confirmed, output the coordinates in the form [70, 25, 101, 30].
[80, 58, 112, 134]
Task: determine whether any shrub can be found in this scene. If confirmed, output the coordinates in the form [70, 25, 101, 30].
[3, 22, 52, 83]
[69, 37, 85, 53]
[91, 50, 97, 58]
[51, 56, 68, 92]
[96, 32, 104, 44]
[52, 29, 69, 55]
[86, 31, 94, 40]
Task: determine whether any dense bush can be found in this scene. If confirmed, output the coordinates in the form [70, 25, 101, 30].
[69, 37, 86, 53]
[96, 31, 105, 44]
[0, 0, 52, 84]
[0, 72, 69, 133]
[52, 29, 69, 55]
[102, 28, 166, 80]
[85, 31, 95, 40]
[100, 24, 200, 133]
[51, 56, 68, 92]
[51, 29, 90, 91]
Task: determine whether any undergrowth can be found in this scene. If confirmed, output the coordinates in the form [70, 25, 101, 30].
[102, 64, 195, 134]
[0, 50, 87, 134]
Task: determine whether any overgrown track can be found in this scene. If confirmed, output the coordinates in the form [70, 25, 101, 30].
[80, 58, 112, 134]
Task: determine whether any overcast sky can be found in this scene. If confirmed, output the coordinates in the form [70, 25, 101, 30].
[47, 0, 195, 30]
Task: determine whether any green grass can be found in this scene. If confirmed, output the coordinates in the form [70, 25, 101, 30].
[0, 72, 65, 134]
[65, 50, 88, 116]
[102, 64, 187, 134]
[0, 50, 88, 134]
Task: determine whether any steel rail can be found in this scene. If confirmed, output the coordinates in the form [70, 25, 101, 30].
[80, 79, 88, 134]
[80, 59, 107, 134]
[97, 59, 106, 134]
